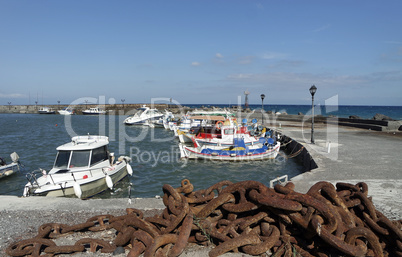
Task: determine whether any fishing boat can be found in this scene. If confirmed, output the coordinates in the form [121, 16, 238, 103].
[179, 137, 280, 161]
[0, 152, 22, 179]
[123, 105, 164, 125]
[82, 106, 106, 115]
[177, 117, 266, 146]
[58, 107, 74, 115]
[38, 107, 56, 114]
[23, 135, 132, 199]
[172, 112, 232, 137]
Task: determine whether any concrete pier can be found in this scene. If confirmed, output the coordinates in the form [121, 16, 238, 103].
[278, 120, 402, 220]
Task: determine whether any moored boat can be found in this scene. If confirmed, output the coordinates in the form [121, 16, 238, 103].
[38, 107, 56, 114]
[178, 119, 266, 146]
[23, 135, 132, 199]
[124, 105, 164, 125]
[58, 107, 74, 115]
[0, 152, 22, 179]
[82, 107, 106, 115]
[179, 137, 280, 161]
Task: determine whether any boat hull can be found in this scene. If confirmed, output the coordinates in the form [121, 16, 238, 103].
[179, 142, 280, 161]
[25, 162, 128, 199]
[0, 162, 20, 179]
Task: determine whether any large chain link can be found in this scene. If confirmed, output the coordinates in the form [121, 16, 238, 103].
[6, 179, 402, 256]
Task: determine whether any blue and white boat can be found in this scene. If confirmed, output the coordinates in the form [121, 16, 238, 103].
[38, 107, 56, 114]
[179, 137, 280, 161]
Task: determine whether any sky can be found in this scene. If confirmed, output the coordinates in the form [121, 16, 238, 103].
[1, 1, 402, 107]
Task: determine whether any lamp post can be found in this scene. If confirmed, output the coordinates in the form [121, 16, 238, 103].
[8, 102, 11, 110]
[309, 85, 317, 144]
[121, 99, 125, 109]
[260, 94, 265, 125]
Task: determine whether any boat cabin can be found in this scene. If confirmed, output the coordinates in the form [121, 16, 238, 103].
[50, 136, 111, 174]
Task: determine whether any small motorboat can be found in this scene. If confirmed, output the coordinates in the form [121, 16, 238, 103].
[123, 105, 164, 125]
[58, 107, 74, 115]
[38, 107, 56, 114]
[179, 137, 280, 161]
[0, 152, 22, 179]
[82, 107, 106, 115]
[23, 135, 133, 199]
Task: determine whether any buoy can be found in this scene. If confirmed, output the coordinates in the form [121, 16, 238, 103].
[127, 163, 133, 176]
[105, 175, 113, 190]
[73, 182, 82, 198]
[55, 124, 58, 127]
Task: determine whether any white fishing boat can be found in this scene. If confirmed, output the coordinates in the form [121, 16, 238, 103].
[82, 106, 106, 115]
[23, 135, 133, 199]
[38, 107, 56, 114]
[58, 107, 74, 115]
[0, 152, 22, 179]
[179, 137, 280, 161]
[123, 105, 164, 125]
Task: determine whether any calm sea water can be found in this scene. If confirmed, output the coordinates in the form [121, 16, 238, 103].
[0, 113, 303, 198]
[186, 104, 402, 120]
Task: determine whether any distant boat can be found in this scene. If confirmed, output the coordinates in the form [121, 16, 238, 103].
[123, 105, 164, 125]
[0, 152, 22, 179]
[82, 107, 106, 115]
[58, 107, 74, 115]
[23, 135, 132, 199]
[38, 107, 56, 114]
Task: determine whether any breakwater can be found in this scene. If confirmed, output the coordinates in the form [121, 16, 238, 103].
[0, 103, 175, 115]
[1, 103, 401, 131]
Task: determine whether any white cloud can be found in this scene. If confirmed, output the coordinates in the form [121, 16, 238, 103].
[191, 62, 201, 66]
[237, 56, 255, 64]
[215, 53, 224, 58]
[261, 52, 287, 60]
[0, 93, 25, 98]
[313, 24, 331, 32]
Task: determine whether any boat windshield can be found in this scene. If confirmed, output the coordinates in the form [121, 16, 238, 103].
[70, 150, 91, 168]
[54, 151, 70, 169]
[54, 150, 91, 169]
[90, 146, 109, 166]
[135, 108, 146, 116]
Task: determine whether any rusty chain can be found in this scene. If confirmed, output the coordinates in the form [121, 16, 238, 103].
[6, 179, 402, 257]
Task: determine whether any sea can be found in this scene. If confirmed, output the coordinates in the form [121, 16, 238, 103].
[187, 104, 402, 120]
[0, 104, 401, 199]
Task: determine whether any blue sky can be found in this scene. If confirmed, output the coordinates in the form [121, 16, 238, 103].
[1, 1, 401, 106]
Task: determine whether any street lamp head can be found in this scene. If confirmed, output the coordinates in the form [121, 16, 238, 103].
[309, 85, 317, 96]
[260, 94, 265, 100]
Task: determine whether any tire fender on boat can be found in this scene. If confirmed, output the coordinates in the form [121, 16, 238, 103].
[23, 186, 29, 197]
[105, 175, 113, 190]
[73, 182, 82, 199]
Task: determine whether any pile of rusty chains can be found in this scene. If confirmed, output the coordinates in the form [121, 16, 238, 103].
[7, 179, 402, 257]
